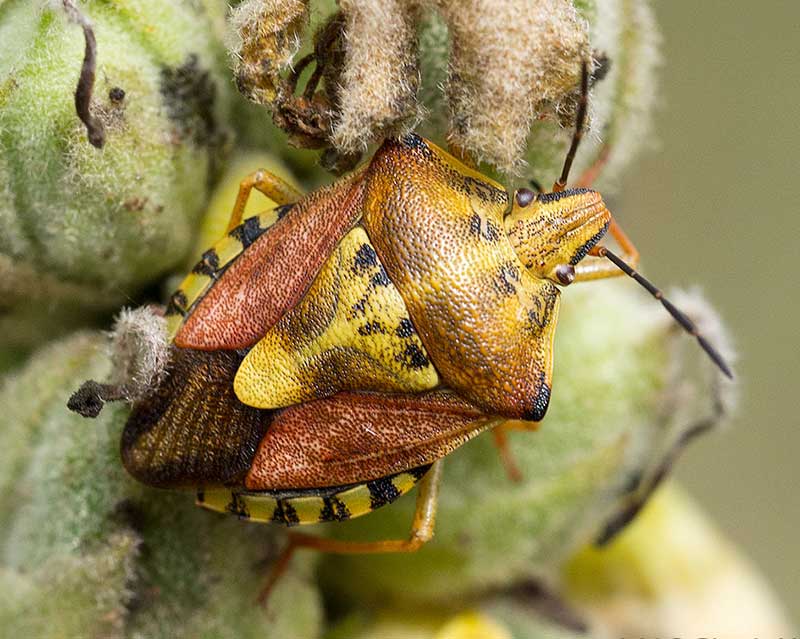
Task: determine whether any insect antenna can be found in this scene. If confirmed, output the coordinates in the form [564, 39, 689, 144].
[597, 247, 733, 379]
[553, 60, 590, 192]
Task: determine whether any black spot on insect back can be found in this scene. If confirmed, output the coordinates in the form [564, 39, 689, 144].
[493, 263, 521, 296]
[468, 213, 502, 242]
[526, 287, 558, 331]
[350, 298, 367, 317]
[463, 176, 507, 205]
[358, 320, 385, 336]
[395, 318, 416, 338]
[353, 243, 379, 272]
[469, 213, 482, 238]
[484, 220, 501, 242]
[399, 343, 430, 369]
[370, 268, 391, 287]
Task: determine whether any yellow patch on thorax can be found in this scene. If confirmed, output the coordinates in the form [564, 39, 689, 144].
[234, 226, 439, 409]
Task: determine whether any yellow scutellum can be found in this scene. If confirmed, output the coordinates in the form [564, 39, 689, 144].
[234, 226, 440, 409]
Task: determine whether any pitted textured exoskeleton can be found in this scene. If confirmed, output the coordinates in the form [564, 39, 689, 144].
[69, 64, 731, 601]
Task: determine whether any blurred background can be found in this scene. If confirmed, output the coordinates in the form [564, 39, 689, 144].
[1, 0, 795, 632]
[617, 2, 799, 619]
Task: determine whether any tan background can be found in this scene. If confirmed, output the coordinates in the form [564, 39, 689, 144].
[615, 2, 799, 620]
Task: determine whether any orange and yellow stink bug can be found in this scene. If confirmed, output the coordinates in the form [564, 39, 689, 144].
[69, 64, 731, 598]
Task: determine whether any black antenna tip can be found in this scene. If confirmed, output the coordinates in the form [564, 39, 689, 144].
[601, 248, 734, 379]
[698, 336, 734, 379]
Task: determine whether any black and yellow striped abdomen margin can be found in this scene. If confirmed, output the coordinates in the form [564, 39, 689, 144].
[165, 206, 291, 340]
[196, 464, 431, 526]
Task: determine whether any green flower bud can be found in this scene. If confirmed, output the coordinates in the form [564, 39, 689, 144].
[0, 333, 322, 639]
[317, 282, 734, 607]
[0, 0, 234, 350]
[562, 483, 794, 636]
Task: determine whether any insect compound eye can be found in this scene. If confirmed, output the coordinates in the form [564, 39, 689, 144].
[515, 188, 536, 207]
[555, 264, 576, 286]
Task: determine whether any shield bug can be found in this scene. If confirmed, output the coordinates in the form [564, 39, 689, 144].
[69, 63, 731, 599]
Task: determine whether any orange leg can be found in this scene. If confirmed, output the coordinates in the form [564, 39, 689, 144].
[491, 420, 541, 483]
[257, 460, 443, 605]
[575, 144, 611, 189]
[492, 427, 522, 483]
[573, 218, 640, 282]
[226, 170, 303, 233]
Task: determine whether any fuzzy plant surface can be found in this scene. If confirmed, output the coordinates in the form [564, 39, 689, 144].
[321, 484, 794, 639]
[1, 153, 789, 636]
[0, 0, 234, 353]
[1, 2, 791, 638]
[0, 275, 744, 637]
[0, 332, 322, 639]
[229, 0, 659, 184]
[561, 483, 794, 636]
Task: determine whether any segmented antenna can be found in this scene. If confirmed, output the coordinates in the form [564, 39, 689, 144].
[553, 60, 590, 192]
[598, 247, 733, 378]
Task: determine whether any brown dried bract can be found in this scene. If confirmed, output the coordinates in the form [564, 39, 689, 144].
[62, 0, 105, 148]
[229, 0, 592, 173]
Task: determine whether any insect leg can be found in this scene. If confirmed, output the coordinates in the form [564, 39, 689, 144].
[226, 170, 303, 233]
[572, 219, 640, 282]
[491, 420, 541, 483]
[491, 426, 522, 483]
[595, 392, 724, 545]
[574, 144, 611, 188]
[257, 460, 443, 605]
